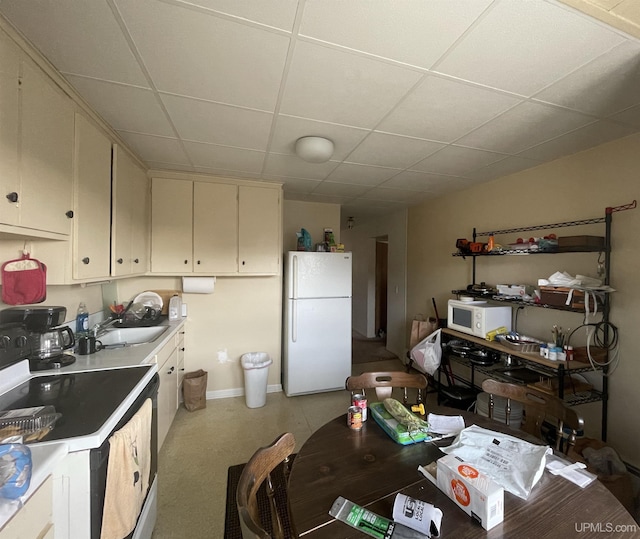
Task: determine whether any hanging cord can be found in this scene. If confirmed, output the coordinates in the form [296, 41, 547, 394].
[567, 320, 619, 372]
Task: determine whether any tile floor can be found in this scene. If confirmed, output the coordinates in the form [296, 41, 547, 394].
[151, 357, 406, 538]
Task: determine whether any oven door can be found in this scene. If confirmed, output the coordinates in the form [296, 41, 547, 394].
[90, 373, 159, 539]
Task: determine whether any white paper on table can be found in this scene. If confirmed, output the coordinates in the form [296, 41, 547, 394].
[545, 454, 597, 488]
[427, 413, 465, 436]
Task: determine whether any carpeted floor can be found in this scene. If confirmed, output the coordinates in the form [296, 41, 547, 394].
[224, 455, 296, 539]
[352, 330, 398, 364]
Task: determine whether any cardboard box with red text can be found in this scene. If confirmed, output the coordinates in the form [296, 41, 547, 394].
[436, 454, 504, 530]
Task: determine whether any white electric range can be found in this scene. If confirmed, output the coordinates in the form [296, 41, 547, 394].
[0, 323, 159, 539]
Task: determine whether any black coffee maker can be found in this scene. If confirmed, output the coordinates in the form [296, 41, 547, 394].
[0, 306, 76, 370]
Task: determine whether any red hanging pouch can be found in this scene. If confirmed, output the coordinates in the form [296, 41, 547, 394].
[1, 254, 47, 305]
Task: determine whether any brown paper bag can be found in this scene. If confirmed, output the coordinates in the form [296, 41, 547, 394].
[183, 370, 208, 411]
[410, 316, 438, 349]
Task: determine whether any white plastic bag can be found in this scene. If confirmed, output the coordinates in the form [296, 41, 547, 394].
[409, 329, 442, 375]
[440, 424, 551, 499]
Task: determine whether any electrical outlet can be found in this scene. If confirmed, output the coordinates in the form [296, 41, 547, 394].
[597, 263, 605, 278]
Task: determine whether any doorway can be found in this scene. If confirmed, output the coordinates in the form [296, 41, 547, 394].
[375, 237, 388, 340]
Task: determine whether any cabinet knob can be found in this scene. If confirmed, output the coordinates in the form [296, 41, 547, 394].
[197, 260, 201, 265]
[6, 192, 18, 203]
[167, 366, 175, 374]
[82, 257, 90, 265]
[180, 347, 185, 352]
[134, 258, 139, 264]
[66, 210, 74, 218]
[184, 260, 188, 264]
[242, 260, 246, 266]
[117, 258, 124, 264]
[180, 367, 185, 372]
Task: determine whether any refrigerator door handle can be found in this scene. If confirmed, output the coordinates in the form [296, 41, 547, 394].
[292, 255, 298, 299]
[291, 301, 297, 343]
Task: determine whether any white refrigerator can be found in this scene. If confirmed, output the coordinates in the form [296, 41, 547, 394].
[283, 252, 352, 396]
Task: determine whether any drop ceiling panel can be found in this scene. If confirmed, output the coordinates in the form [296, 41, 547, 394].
[456, 101, 597, 154]
[0, 0, 148, 86]
[381, 170, 465, 192]
[184, 0, 299, 31]
[263, 153, 338, 180]
[312, 182, 369, 198]
[435, 0, 625, 96]
[161, 93, 273, 149]
[610, 103, 640, 127]
[117, 131, 191, 165]
[183, 140, 265, 172]
[65, 75, 174, 136]
[299, 0, 492, 69]
[279, 40, 423, 128]
[114, 0, 290, 109]
[346, 132, 444, 169]
[325, 163, 401, 187]
[466, 155, 542, 181]
[377, 75, 523, 142]
[411, 145, 507, 176]
[518, 119, 637, 161]
[533, 40, 640, 116]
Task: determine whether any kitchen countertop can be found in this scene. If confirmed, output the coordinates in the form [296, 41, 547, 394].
[0, 317, 186, 532]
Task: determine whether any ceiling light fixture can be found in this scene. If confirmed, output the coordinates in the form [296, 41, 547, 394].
[295, 136, 334, 163]
[347, 216, 354, 230]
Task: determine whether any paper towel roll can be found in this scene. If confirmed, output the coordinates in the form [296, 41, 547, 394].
[182, 277, 216, 294]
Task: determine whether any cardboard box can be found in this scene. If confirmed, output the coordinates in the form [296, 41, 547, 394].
[436, 454, 504, 530]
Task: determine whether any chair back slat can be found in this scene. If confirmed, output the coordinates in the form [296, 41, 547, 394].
[236, 432, 296, 539]
[481, 379, 583, 454]
[346, 371, 427, 405]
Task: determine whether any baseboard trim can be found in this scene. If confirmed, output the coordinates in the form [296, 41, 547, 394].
[205, 384, 282, 400]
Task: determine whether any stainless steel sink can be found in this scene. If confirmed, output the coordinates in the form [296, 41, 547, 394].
[98, 326, 168, 346]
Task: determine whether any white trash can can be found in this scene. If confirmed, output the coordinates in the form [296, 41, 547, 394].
[241, 352, 272, 408]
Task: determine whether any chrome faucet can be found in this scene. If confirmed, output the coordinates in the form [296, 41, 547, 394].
[90, 317, 119, 338]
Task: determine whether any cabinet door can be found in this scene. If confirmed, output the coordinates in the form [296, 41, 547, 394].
[0, 30, 20, 227]
[193, 182, 237, 273]
[151, 178, 193, 273]
[130, 162, 150, 274]
[157, 347, 178, 450]
[112, 145, 134, 276]
[19, 60, 73, 236]
[73, 114, 111, 280]
[238, 186, 280, 274]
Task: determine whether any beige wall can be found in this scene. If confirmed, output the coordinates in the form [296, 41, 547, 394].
[283, 200, 341, 252]
[341, 210, 408, 358]
[406, 133, 640, 466]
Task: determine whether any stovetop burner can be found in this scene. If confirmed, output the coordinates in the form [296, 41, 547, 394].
[29, 353, 76, 371]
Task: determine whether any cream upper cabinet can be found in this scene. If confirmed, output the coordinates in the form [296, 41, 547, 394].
[112, 145, 150, 277]
[238, 185, 280, 274]
[151, 177, 281, 275]
[0, 43, 73, 238]
[73, 113, 112, 280]
[18, 59, 74, 237]
[151, 178, 193, 273]
[0, 30, 20, 228]
[193, 182, 238, 273]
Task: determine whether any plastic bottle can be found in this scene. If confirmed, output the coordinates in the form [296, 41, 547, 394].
[76, 302, 89, 336]
[168, 295, 182, 321]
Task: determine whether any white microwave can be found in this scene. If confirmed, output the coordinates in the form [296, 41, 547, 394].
[447, 299, 512, 338]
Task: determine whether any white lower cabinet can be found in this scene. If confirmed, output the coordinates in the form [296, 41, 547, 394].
[157, 341, 178, 450]
[0, 475, 53, 539]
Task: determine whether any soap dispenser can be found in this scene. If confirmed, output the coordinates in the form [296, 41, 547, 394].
[168, 295, 182, 321]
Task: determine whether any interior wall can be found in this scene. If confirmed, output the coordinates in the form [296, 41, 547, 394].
[116, 275, 283, 396]
[406, 133, 640, 466]
[282, 200, 341, 252]
[341, 210, 408, 358]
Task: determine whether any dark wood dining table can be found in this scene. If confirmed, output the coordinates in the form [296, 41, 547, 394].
[288, 404, 637, 538]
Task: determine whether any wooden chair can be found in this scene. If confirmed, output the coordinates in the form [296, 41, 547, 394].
[236, 432, 296, 539]
[481, 379, 584, 454]
[345, 371, 428, 405]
